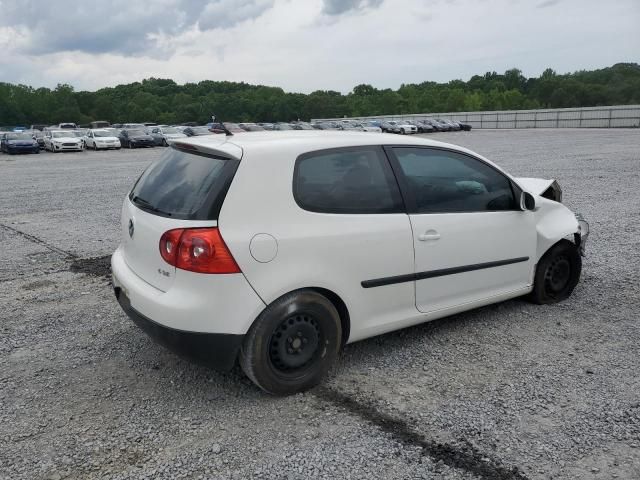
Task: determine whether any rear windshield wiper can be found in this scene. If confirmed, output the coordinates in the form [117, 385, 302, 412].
[131, 195, 172, 216]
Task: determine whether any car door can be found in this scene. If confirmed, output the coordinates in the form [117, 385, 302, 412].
[387, 146, 536, 313]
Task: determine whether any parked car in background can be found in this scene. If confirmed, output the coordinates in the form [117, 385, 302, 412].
[118, 129, 155, 148]
[456, 120, 473, 131]
[239, 123, 266, 132]
[436, 118, 460, 131]
[292, 122, 314, 130]
[44, 130, 84, 152]
[123, 123, 146, 129]
[1, 131, 40, 154]
[337, 123, 360, 131]
[356, 122, 382, 133]
[112, 131, 589, 395]
[183, 126, 215, 137]
[412, 121, 435, 133]
[84, 129, 122, 150]
[259, 123, 275, 131]
[380, 121, 417, 134]
[90, 121, 111, 129]
[422, 119, 449, 132]
[30, 124, 47, 131]
[58, 123, 77, 129]
[274, 123, 294, 131]
[27, 130, 46, 149]
[148, 126, 187, 146]
[223, 123, 246, 134]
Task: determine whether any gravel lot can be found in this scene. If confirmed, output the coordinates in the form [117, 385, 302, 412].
[1, 129, 639, 480]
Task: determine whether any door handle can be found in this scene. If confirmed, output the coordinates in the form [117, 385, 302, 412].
[418, 230, 441, 241]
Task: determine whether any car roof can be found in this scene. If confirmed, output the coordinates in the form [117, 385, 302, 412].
[173, 130, 486, 164]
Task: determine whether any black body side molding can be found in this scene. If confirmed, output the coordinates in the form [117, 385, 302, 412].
[361, 257, 530, 289]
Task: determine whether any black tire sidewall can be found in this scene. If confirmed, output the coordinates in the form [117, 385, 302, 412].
[240, 291, 341, 395]
[531, 240, 581, 304]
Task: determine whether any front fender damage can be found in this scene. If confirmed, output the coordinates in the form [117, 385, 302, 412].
[533, 198, 586, 261]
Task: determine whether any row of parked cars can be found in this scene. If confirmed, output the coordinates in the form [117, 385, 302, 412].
[0, 117, 470, 155]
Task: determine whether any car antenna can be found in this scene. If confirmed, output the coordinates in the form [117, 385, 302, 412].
[212, 114, 233, 136]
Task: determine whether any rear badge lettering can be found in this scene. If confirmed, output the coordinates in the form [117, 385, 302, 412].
[158, 268, 170, 277]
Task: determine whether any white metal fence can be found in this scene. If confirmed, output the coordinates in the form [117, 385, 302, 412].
[313, 105, 640, 129]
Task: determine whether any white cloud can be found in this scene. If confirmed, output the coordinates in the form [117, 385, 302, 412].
[0, 0, 637, 93]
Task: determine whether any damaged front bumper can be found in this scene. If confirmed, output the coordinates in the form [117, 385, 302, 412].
[575, 213, 590, 256]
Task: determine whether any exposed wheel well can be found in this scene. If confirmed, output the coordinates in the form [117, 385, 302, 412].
[307, 287, 350, 347]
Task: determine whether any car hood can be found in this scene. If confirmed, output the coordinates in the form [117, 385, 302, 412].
[7, 139, 37, 145]
[515, 177, 555, 195]
[164, 133, 187, 138]
[131, 135, 153, 140]
[52, 137, 80, 142]
[94, 136, 120, 141]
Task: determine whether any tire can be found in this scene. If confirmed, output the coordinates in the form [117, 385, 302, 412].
[93, 143, 98, 151]
[240, 290, 342, 395]
[529, 240, 581, 304]
[162, 138, 168, 147]
[400, 128, 406, 135]
[128, 142, 134, 149]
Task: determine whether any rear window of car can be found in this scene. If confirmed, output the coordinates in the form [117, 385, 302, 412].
[129, 147, 239, 220]
[293, 146, 403, 214]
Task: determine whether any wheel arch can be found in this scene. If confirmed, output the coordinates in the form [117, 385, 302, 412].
[251, 286, 351, 348]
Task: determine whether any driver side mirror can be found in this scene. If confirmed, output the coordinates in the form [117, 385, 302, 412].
[520, 191, 537, 211]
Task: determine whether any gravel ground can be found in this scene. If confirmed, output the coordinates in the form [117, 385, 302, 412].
[1, 129, 639, 480]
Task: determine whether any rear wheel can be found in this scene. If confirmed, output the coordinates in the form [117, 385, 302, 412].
[128, 142, 134, 149]
[240, 290, 341, 395]
[529, 240, 581, 304]
[93, 143, 98, 151]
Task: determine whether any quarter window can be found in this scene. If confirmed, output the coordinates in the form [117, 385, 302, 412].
[294, 147, 403, 214]
[393, 147, 517, 213]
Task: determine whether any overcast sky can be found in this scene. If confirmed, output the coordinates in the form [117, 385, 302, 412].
[0, 0, 638, 93]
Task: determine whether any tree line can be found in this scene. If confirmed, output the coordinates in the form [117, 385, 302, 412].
[1, 63, 638, 126]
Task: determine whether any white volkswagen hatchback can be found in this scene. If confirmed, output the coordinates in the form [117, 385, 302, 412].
[112, 131, 588, 395]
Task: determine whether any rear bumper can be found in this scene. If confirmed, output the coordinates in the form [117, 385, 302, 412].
[115, 287, 243, 370]
[111, 246, 265, 367]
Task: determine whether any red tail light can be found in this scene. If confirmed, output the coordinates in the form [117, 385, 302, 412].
[159, 228, 240, 274]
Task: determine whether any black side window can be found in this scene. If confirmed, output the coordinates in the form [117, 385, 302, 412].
[294, 147, 403, 214]
[393, 148, 517, 213]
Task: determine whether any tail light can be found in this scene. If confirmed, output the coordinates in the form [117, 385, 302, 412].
[159, 228, 240, 274]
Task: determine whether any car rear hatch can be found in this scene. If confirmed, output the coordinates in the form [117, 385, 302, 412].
[120, 142, 242, 291]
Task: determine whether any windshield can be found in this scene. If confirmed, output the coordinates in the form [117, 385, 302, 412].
[128, 130, 146, 136]
[52, 131, 72, 138]
[7, 133, 33, 140]
[191, 127, 211, 134]
[92, 130, 112, 137]
[71, 131, 84, 137]
[129, 148, 238, 219]
[163, 127, 180, 134]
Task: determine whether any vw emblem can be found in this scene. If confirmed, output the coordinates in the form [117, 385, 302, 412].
[128, 219, 135, 238]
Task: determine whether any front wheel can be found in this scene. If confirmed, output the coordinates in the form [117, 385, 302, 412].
[529, 240, 581, 304]
[240, 290, 342, 395]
